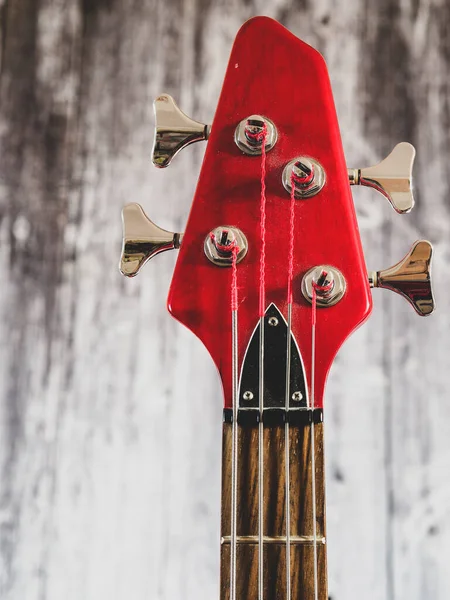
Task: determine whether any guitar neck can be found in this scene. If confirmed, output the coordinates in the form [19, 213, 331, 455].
[220, 416, 328, 599]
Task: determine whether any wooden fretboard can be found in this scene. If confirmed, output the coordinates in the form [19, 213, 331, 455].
[220, 419, 327, 599]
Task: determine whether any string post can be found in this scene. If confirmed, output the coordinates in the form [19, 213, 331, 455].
[292, 159, 315, 188]
[234, 114, 278, 155]
[301, 265, 346, 308]
[204, 226, 248, 267]
[313, 269, 335, 298]
[244, 117, 267, 146]
[211, 228, 237, 257]
[282, 156, 326, 199]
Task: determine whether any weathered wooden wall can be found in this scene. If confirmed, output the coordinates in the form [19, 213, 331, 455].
[0, 1, 448, 599]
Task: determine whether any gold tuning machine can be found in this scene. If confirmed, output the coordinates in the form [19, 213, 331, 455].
[369, 240, 434, 316]
[348, 142, 415, 214]
[120, 203, 182, 277]
[152, 94, 210, 168]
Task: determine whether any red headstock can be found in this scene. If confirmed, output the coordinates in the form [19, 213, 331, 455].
[120, 16, 434, 411]
[168, 17, 371, 409]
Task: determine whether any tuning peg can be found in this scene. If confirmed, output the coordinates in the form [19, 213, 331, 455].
[151, 94, 211, 168]
[120, 203, 182, 277]
[369, 240, 434, 316]
[348, 142, 415, 214]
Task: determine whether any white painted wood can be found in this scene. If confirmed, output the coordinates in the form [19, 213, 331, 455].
[0, 1, 448, 599]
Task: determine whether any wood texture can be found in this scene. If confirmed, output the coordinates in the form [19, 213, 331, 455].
[0, 2, 449, 600]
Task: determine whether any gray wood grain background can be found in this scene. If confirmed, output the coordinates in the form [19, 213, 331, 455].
[0, 1, 448, 599]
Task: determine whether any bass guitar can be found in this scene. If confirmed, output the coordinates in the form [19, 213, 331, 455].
[120, 16, 434, 600]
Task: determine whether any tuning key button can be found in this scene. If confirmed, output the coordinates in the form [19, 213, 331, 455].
[152, 94, 210, 168]
[369, 240, 434, 316]
[348, 142, 415, 213]
[120, 203, 182, 277]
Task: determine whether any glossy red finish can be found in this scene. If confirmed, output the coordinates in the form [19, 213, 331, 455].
[168, 17, 372, 409]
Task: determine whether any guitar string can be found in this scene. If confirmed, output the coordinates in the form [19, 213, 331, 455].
[230, 244, 239, 600]
[310, 285, 319, 600]
[258, 125, 268, 600]
[229, 125, 267, 600]
[284, 173, 297, 600]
